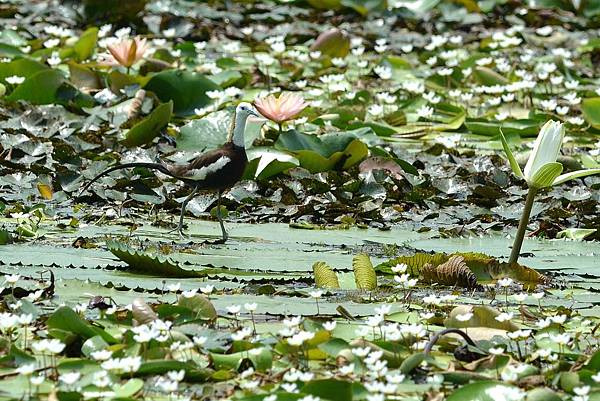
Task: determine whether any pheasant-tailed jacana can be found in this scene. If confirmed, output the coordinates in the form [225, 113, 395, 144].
[80, 102, 263, 241]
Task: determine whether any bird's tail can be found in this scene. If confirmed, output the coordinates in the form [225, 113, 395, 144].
[78, 162, 196, 198]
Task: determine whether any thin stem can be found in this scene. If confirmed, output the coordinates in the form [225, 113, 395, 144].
[509, 187, 538, 265]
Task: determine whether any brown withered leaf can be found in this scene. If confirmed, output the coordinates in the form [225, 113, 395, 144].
[421, 255, 479, 289]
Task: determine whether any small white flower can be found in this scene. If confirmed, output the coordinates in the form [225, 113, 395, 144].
[231, 327, 252, 341]
[339, 363, 354, 375]
[549, 333, 570, 345]
[392, 263, 408, 274]
[16, 363, 36, 375]
[309, 290, 323, 299]
[5, 76, 25, 85]
[374, 65, 392, 80]
[43, 38, 60, 48]
[489, 347, 504, 355]
[59, 371, 81, 385]
[4, 274, 20, 284]
[456, 312, 473, 322]
[568, 116, 585, 125]
[573, 386, 590, 396]
[495, 312, 514, 322]
[90, 350, 112, 361]
[497, 278, 513, 288]
[416, 105, 434, 119]
[193, 335, 207, 346]
[181, 289, 198, 298]
[200, 284, 214, 295]
[322, 321, 336, 331]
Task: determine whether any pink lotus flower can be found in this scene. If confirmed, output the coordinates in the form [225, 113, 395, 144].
[254, 92, 308, 124]
[105, 37, 149, 68]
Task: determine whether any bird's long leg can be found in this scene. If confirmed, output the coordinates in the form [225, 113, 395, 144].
[169, 187, 199, 237]
[216, 190, 228, 242]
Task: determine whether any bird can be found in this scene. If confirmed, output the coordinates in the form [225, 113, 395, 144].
[79, 102, 263, 242]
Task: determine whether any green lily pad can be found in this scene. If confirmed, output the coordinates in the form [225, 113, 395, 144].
[123, 101, 173, 147]
[144, 69, 220, 117]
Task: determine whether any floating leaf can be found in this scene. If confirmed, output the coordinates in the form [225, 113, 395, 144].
[301, 379, 353, 401]
[352, 254, 377, 290]
[376, 253, 448, 276]
[445, 305, 518, 332]
[312, 261, 340, 289]
[487, 262, 549, 287]
[107, 240, 205, 278]
[210, 347, 273, 372]
[446, 381, 520, 401]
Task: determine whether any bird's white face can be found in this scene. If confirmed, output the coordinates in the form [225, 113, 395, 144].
[232, 103, 263, 147]
[236, 102, 259, 119]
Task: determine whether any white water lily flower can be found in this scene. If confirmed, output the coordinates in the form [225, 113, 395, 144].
[501, 120, 600, 189]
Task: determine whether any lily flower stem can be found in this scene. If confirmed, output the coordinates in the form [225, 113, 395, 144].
[509, 187, 538, 265]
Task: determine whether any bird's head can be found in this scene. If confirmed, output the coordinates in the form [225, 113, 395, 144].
[236, 102, 261, 119]
[229, 102, 266, 147]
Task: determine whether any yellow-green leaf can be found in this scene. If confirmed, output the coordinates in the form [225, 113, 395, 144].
[352, 254, 377, 290]
[313, 261, 340, 289]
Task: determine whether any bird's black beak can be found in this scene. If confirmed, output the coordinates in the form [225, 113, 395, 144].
[247, 108, 267, 123]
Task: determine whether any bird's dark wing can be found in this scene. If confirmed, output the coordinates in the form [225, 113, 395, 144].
[167, 146, 232, 178]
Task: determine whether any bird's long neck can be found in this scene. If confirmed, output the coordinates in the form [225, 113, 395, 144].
[227, 111, 248, 148]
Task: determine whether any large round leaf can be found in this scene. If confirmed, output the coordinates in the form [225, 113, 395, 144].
[123, 101, 173, 147]
[144, 69, 220, 116]
[446, 381, 522, 401]
[0, 58, 47, 82]
[6, 69, 66, 104]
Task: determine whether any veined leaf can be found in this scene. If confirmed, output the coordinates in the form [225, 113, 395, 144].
[312, 261, 340, 289]
[376, 253, 448, 276]
[528, 162, 563, 189]
[352, 254, 377, 290]
[107, 240, 205, 278]
[421, 255, 479, 289]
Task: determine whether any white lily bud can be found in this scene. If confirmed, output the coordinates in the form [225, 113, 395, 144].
[502, 120, 600, 189]
[523, 120, 564, 188]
